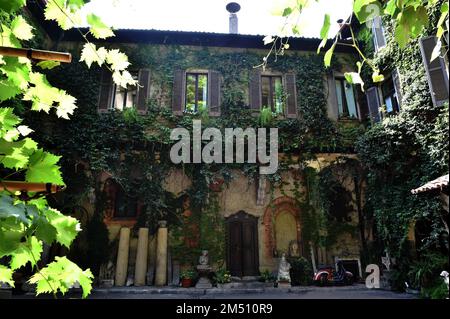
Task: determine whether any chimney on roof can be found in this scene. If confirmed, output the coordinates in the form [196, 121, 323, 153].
[226, 2, 241, 34]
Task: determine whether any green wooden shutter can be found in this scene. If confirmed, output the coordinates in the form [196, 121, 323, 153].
[366, 87, 381, 122]
[284, 73, 298, 118]
[137, 69, 151, 114]
[208, 70, 221, 116]
[419, 36, 449, 107]
[172, 69, 185, 115]
[249, 69, 261, 113]
[98, 67, 113, 112]
[392, 68, 402, 109]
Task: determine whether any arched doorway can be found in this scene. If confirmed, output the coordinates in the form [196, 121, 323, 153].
[225, 211, 259, 277]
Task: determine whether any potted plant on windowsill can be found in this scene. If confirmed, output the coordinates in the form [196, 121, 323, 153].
[180, 269, 196, 288]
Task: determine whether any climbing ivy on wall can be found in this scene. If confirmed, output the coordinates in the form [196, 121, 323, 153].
[355, 1, 449, 291]
[21, 42, 365, 272]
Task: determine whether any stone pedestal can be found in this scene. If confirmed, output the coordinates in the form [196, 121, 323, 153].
[195, 265, 212, 289]
[155, 221, 168, 286]
[277, 281, 291, 289]
[115, 227, 130, 286]
[134, 228, 149, 286]
[380, 270, 392, 290]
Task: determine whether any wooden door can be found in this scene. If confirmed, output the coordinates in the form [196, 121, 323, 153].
[226, 211, 259, 277]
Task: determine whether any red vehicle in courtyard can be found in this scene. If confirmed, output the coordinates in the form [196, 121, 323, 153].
[313, 260, 354, 286]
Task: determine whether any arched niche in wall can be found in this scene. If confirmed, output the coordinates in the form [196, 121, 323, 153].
[263, 196, 302, 259]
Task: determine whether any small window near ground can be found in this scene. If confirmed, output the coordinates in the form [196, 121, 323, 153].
[114, 190, 138, 219]
[381, 76, 400, 115]
[111, 71, 139, 110]
[335, 78, 358, 119]
[261, 75, 284, 113]
[185, 72, 208, 113]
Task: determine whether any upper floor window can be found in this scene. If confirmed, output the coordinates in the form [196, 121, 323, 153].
[111, 71, 139, 110]
[98, 68, 151, 113]
[335, 77, 358, 119]
[261, 75, 284, 113]
[381, 75, 400, 114]
[249, 71, 298, 118]
[372, 16, 386, 52]
[185, 72, 208, 113]
[172, 70, 221, 116]
[366, 69, 402, 122]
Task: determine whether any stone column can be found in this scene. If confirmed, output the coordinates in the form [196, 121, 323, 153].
[134, 227, 149, 286]
[115, 227, 130, 286]
[155, 221, 168, 286]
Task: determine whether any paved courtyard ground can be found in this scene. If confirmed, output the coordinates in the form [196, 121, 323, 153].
[11, 284, 418, 299]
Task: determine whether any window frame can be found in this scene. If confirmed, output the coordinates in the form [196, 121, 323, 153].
[108, 70, 139, 111]
[380, 74, 400, 115]
[184, 71, 209, 113]
[334, 76, 360, 120]
[260, 75, 284, 113]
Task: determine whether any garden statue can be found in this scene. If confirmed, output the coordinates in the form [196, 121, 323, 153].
[440, 271, 449, 298]
[196, 250, 212, 289]
[98, 261, 115, 288]
[289, 241, 300, 257]
[199, 250, 209, 266]
[277, 253, 291, 284]
[381, 252, 392, 271]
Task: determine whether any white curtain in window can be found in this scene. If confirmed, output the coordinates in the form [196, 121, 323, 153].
[335, 80, 344, 115]
[344, 83, 357, 117]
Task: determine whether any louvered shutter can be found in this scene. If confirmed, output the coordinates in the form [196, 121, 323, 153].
[98, 67, 114, 112]
[419, 36, 449, 107]
[391, 68, 402, 109]
[283, 73, 298, 118]
[249, 69, 261, 112]
[372, 16, 386, 52]
[366, 87, 381, 122]
[136, 69, 151, 114]
[208, 70, 221, 116]
[172, 69, 185, 115]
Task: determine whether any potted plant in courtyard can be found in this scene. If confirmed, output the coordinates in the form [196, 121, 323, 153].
[213, 268, 232, 288]
[259, 269, 276, 287]
[180, 269, 196, 288]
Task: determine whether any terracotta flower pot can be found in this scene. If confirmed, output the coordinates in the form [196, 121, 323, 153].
[181, 278, 192, 288]
[209, 179, 224, 192]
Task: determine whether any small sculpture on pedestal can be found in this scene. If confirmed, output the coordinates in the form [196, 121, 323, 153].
[380, 251, 393, 290]
[289, 241, 300, 258]
[195, 250, 213, 289]
[98, 261, 115, 288]
[277, 253, 291, 288]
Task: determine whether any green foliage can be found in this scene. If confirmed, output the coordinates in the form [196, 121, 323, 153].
[213, 268, 231, 284]
[288, 256, 313, 286]
[180, 268, 196, 280]
[408, 251, 448, 289]
[259, 269, 276, 283]
[28, 256, 93, 298]
[354, 2, 449, 292]
[0, 0, 136, 299]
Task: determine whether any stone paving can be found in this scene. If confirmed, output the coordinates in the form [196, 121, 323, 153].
[11, 284, 418, 299]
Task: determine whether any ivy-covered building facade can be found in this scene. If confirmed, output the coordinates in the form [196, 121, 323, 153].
[23, 1, 448, 291]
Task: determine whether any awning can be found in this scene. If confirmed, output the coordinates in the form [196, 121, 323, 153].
[411, 174, 449, 194]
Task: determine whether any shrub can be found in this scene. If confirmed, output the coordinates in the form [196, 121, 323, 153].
[288, 257, 313, 286]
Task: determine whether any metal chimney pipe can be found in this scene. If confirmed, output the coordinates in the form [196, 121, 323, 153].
[226, 2, 241, 34]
